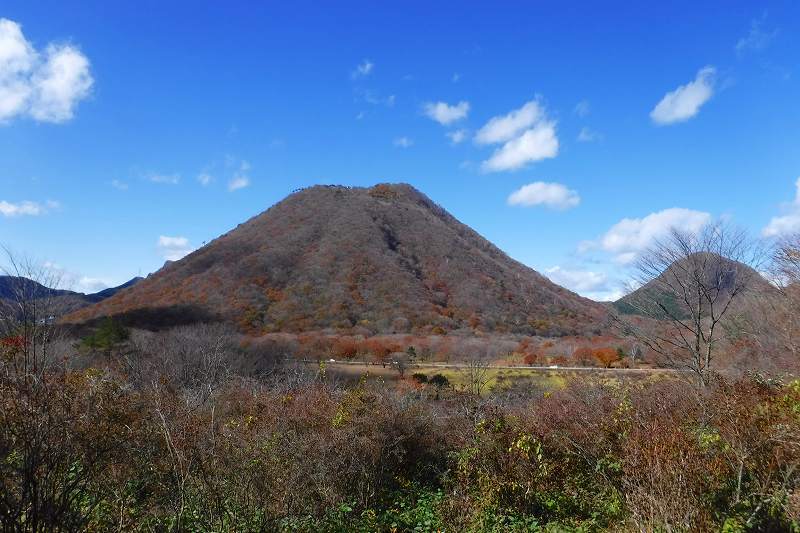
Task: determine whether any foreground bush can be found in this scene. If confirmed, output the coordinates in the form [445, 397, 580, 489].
[0, 366, 799, 531]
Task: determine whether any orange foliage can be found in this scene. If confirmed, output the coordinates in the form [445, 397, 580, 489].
[592, 347, 620, 368]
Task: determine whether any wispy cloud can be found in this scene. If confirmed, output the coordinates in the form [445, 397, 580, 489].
[423, 100, 470, 125]
[577, 126, 601, 142]
[736, 15, 778, 55]
[0, 200, 48, 217]
[650, 66, 715, 125]
[0, 18, 93, 124]
[227, 160, 251, 191]
[351, 59, 373, 79]
[148, 173, 180, 185]
[446, 129, 468, 145]
[111, 179, 129, 190]
[197, 173, 213, 186]
[573, 100, 590, 117]
[393, 136, 414, 148]
[507, 181, 580, 210]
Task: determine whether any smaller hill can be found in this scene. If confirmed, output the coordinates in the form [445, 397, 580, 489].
[614, 252, 770, 319]
[0, 276, 143, 318]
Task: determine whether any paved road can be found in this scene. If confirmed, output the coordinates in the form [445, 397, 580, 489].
[303, 359, 690, 374]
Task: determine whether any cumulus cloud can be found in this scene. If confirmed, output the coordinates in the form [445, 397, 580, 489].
[0, 200, 47, 217]
[545, 266, 606, 292]
[507, 181, 580, 210]
[351, 59, 373, 79]
[474, 99, 545, 145]
[762, 177, 800, 237]
[481, 124, 558, 172]
[475, 99, 559, 172]
[0, 18, 93, 124]
[393, 136, 413, 148]
[76, 276, 109, 293]
[423, 100, 470, 125]
[650, 66, 716, 125]
[157, 235, 194, 261]
[446, 129, 468, 145]
[595, 207, 711, 263]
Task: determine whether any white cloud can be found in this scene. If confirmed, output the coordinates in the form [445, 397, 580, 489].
[0, 18, 93, 124]
[763, 177, 800, 237]
[77, 276, 109, 293]
[574, 100, 590, 117]
[507, 181, 580, 210]
[197, 173, 213, 186]
[351, 59, 373, 79]
[480, 122, 558, 172]
[157, 235, 194, 261]
[148, 173, 180, 185]
[577, 126, 601, 142]
[596, 207, 711, 263]
[228, 176, 249, 191]
[446, 129, 468, 145]
[545, 266, 607, 293]
[41, 261, 111, 293]
[393, 136, 413, 148]
[763, 213, 800, 237]
[355, 88, 394, 107]
[650, 66, 716, 125]
[451, 72, 461, 82]
[111, 179, 128, 190]
[474, 99, 559, 172]
[474, 99, 545, 145]
[0, 200, 47, 217]
[423, 100, 469, 125]
[226, 159, 251, 191]
[736, 16, 778, 55]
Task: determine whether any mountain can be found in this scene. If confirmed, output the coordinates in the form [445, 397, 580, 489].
[84, 277, 145, 303]
[0, 276, 143, 317]
[67, 184, 609, 335]
[613, 252, 770, 318]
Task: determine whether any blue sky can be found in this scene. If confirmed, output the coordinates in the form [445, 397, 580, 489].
[1, 1, 799, 300]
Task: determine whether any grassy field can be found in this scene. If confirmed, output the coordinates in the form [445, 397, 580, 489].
[306, 361, 670, 394]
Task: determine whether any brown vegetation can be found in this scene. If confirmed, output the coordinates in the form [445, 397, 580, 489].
[66, 184, 608, 336]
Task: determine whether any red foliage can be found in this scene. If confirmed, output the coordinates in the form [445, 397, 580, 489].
[331, 337, 358, 359]
[1, 335, 24, 351]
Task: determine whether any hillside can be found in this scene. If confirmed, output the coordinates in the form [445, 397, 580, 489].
[0, 276, 143, 317]
[68, 184, 608, 335]
[613, 252, 770, 318]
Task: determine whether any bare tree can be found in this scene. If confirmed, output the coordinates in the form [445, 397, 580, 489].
[755, 234, 800, 370]
[613, 224, 763, 386]
[0, 248, 67, 377]
[461, 358, 491, 395]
